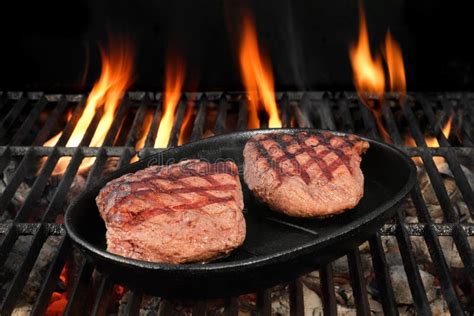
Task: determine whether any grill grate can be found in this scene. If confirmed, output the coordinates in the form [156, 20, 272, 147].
[0, 91, 473, 315]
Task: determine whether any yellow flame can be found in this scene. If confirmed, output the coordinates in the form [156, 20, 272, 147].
[239, 13, 282, 129]
[385, 31, 406, 95]
[130, 109, 154, 163]
[406, 114, 453, 165]
[178, 103, 194, 145]
[154, 56, 186, 148]
[349, 5, 385, 104]
[44, 37, 134, 175]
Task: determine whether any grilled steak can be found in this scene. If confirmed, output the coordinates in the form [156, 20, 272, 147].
[96, 159, 246, 264]
[243, 131, 369, 217]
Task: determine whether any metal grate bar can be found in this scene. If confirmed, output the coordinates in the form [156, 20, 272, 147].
[336, 93, 355, 133]
[394, 211, 432, 314]
[0, 225, 48, 315]
[55, 98, 88, 147]
[122, 290, 142, 316]
[189, 95, 208, 142]
[237, 98, 248, 131]
[213, 96, 228, 135]
[224, 297, 239, 316]
[294, 93, 311, 128]
[279, 93, 290, 128]
[423, 225, 464, 314]
[256, 289, 272, 316]
[347, 249, 370, 316]
[351, 94, 399, 316]
[117, 100, 149, 166]
[10, 97, 48, 145]
[368, 234, 398, 316]
[90, 275, 114, 316]
[41, 150, 85, 222]
[357, 99, 379, 139]
[317, 94, 336, 131]
[319, 263, 337, 315]
[0, 149, 36, 213]
[63, 259, 94, 316]
[168, 97, 187, 147]
[0, 225, 18, 267]
[382, 99, 403, 145]
[289, 278, 304, 316]
[143, 95, 161, 149]
[32, 96, 70, 146]
[0, 95, 28, 140]
[14, 148, 62, 222]
[31, 235, 71, 316]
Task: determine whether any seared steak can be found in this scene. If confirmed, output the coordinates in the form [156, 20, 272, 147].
[96, 159, 245, 264]
[243, 131, 369, 217]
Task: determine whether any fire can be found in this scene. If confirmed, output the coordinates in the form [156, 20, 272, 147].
[406, 114, 453, 165]
[239, 13, 282, 129]
[154, 55, 186, 148]
[130, 109, 154, 163]
[46, 264, 69, 316]
[44, 37, 134, 175]
[384, 31, 406, 94]
[178, 103, 194, 145]
[349, 5, 385, 104]
[349, 3, 406, 142]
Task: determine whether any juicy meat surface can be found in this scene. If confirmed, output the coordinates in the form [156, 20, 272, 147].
[96, 159, 246, 264]
[243, 131, 369, 217]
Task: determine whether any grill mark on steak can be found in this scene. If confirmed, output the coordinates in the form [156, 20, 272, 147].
[271, 134, 311, 185]
[107, 164, 238, 223]
[173, 196, 234, 210]
[123, 196, 236, 226]
[313, 133, 353, 174]
[248, 132, 364, 184]
[294, 133, 333, 180]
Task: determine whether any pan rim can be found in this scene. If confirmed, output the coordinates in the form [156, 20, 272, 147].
[65, 128, 416, 272]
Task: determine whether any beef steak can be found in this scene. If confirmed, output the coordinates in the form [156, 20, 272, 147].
[96, 159, 246, 264]
[243, 131, 369, 217]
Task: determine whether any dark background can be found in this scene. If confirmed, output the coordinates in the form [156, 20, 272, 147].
[1, 0, 473, 91]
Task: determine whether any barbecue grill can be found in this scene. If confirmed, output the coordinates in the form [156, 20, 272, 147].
[0, 91, 473, 315]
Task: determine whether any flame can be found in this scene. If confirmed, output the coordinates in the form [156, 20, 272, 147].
[406, 114, 453, 165]
[130, 109, 154, 163]
[239, 13, 282, 129]
[178, 103, 194, 145]
[349, 4, 407, 143]
[154, 55, 186, 148]
[385, 31, 406, 94]
[349, 5, 385, 104]
[44, 37, 134, 175]
[46, 264, 69, 316]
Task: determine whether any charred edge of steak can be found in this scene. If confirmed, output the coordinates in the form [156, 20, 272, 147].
[247, 132, 369, 187]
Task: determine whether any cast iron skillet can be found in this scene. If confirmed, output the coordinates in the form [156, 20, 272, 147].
[65, 129, 416, 298]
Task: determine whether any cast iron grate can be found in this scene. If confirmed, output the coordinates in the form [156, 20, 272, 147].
[0, 91, 473, 315]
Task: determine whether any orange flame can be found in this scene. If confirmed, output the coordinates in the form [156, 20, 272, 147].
[178, 103, 194, 145]
[239, 13, 282, 129]
[44, 37, 134, 175]
[154, 55, 186, 148]
[130, 109, 154, 163]
[406, 114, 453, 165]
[349, 4, 406, 143]
[385, 31, 406, 94]
[349, 5, 385, 104]
[46, 264, 69, 316]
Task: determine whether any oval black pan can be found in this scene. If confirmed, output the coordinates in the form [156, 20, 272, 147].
[65, 129, 416, 298]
